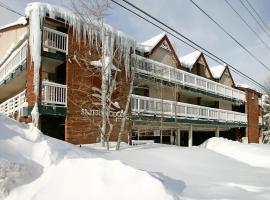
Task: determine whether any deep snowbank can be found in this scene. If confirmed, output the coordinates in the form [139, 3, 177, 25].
[0, 114, 172, 200]
[201, 137, 270, 169]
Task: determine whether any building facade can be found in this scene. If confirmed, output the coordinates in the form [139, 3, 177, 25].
[0, 3, 262, 146]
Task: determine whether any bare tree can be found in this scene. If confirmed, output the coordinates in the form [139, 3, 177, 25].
[68, 0, 134, 150]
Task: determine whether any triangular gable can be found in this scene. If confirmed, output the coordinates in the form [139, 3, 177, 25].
[138, 33, 181, 68]
[211, 64, 235, 87]
[180, 51, 213, 79]
[220, 66, 235, 87]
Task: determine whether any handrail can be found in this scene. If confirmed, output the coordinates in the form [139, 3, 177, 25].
[132, 55, 246, 102]
[131, 94, 247, 123]
[42, 81, 67, 106]
[43, 27, 68, 54]
[0, 41, 27, 83]
[0, 90, 26, 116]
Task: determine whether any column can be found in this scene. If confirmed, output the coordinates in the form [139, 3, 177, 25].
[177, 129, 181, 146]
[170, 128, 174, 145]
[137, 129, 140, 141]
[215, 126, 220, 137]
[188, 125, 193, 147]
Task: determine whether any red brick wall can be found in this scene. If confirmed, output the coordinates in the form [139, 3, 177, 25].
[65, 30, 130, 144]
[246, 90, 260, 143]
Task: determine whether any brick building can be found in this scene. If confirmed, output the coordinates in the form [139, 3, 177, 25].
[0, 3, 262, 145]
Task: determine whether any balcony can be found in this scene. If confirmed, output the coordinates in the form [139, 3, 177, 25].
[0, 90, 25, 117]
[0, 81, 67, 117]
[0, 41, 27, 84]
[131, 95, 247, 125]
[42, 81, 67, 106]
[43, 27, 68, 54]
[133, 55, 246, 102]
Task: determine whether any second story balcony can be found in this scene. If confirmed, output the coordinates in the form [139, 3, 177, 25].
[42, 27, 68, 55]
[133, 55, 246, 103]
[131, 94, 247, 125]
[0, 41, 27, 84]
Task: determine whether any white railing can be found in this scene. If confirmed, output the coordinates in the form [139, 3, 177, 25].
[131, 94, 247, 124]
[42, 81, 67, 106]
[0, 90, 26, 116]
[0, 41, 27, 83]
[133, 55, 246, 102]
[43, 27, 68, 54]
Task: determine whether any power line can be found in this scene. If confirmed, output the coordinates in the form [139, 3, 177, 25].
[189, 0, 270, 73]
[224, 0, 270, 52]
[111, 0, 269, 93]
[245, 0, 270, 35]
[239, 0, 270, 40]
[0, 1, 24, 17]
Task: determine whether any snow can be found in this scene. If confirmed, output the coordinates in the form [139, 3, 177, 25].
[137, 32, 166, 53]
[0, 114, 172, 200]
[25, 2, 136, 86]
[236, 83, 260, 93]
[83, 139, 270, 200]
[0, 17, 27, 30]
[210, 64, 226, 79]
[201, 137, 270, 169]
[2, 113, 270, 199]
[179, 50, 201, 69]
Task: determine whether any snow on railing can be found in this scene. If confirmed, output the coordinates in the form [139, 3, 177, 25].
[43, 27, 68, 54]
[133, 55, 246, 102]
[42, 81, 67, 106]
[131, 94, 247, 124]
[0, 41, 27, 83]
[0, 90, 26, 117]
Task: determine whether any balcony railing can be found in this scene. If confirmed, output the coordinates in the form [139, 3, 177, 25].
[0, 41, 27, 83]
[133, 55, 246, 102]
[0, 90, 25, 117]
[43, 27, 68, 54]
[42, 81, 67, 106]
[131, 94, 247, 124]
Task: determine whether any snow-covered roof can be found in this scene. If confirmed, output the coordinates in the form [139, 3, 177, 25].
[137, 32, 166, 53]
[236, 83, 261, 94]
[0, 17, 27, 30]
[24, 2, 136, 95]
[179, 51, 201, 69]
[210, 65, 226, 79]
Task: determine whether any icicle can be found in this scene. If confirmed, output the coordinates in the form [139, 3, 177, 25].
[31, 103, 39, 127]
[25, 2, 136, 81]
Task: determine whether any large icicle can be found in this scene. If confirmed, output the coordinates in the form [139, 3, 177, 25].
[25, 2, 136, 80]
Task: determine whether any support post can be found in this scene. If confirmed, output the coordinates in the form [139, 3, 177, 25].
[160, 128, 163, 144]
[188, 125, 193, 147]
[137, 129, 140, 141]
[170, 128, 174, 145]
[215, 126, 220, 137]
[177, 129, 181, 146]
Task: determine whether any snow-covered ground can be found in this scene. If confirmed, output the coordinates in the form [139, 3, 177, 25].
[1, 114, 270, 200]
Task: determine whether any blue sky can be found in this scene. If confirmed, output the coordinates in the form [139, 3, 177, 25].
[1, 0, 270, 92]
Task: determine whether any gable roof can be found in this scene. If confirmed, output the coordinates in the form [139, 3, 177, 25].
[138, 32, 166, 53]
[210, 65, 226, 79]
[137, 33, 180, 67]
[179, 51, 201, 69]
[210, 64, 235, 86]
[179, 51, 213, 78]
[0, 17, 28, 32]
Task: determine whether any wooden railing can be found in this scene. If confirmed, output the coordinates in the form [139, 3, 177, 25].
[133, 55, 246, 102]
[0, 90, 25, 116]
[131, 95, 247, 124]
[42, 81, 67, 106]
[43, 27, 68, 54]
[0, 42, 27, 83]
